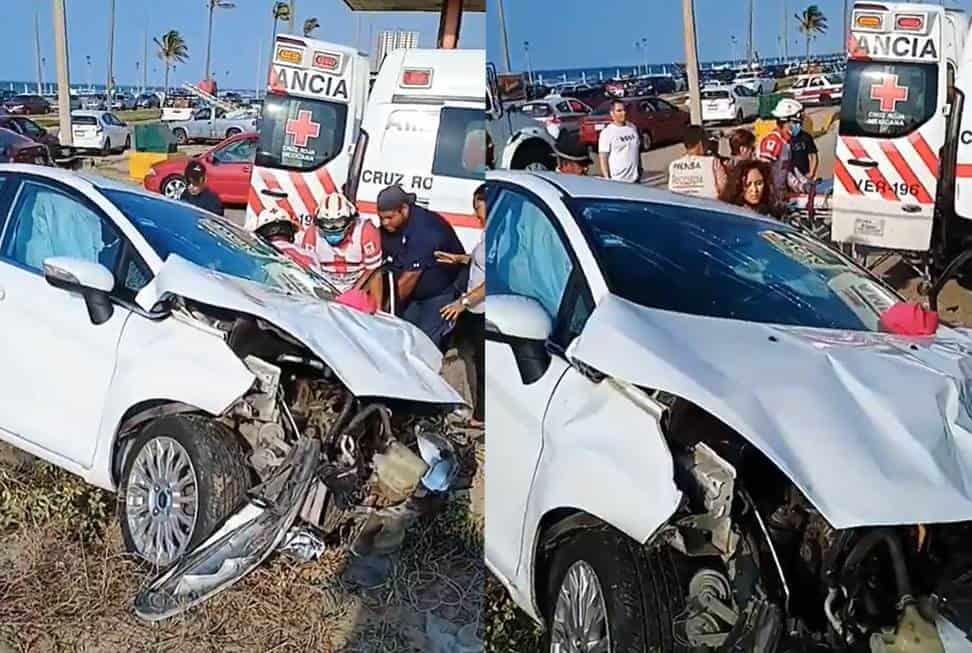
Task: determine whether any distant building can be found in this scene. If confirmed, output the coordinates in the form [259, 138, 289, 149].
[374, 30, 419, 70]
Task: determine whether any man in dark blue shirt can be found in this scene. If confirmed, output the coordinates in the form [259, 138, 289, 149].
[378, 185, 465, 348]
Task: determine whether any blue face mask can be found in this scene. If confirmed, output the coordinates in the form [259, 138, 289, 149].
[789, 122, 802, 137]
[323, 230, 346, 246]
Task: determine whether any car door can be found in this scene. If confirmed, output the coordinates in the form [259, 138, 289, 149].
[484, 183, 593, 584]
[208, 136, 255, 204]
[0, 176, 148, 468]
[211, 107, 227, 140]
[648, 98, 679, 141]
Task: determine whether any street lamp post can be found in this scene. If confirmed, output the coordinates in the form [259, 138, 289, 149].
[53, 0, 73, 146]
[495, 0, 513, 73]
[204, 0, 236, 84]
[681, 0, 702, 124]
[634, 42, 641, 75]
[523, 41, 533, 85]
[730, 35, 737, 64]
[107, 0, 115, 106]
[641, 37, 648, 75]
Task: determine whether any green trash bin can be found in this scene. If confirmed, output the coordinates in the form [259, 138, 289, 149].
[134, 123, 177, 154]
[758, 92, 787, 119]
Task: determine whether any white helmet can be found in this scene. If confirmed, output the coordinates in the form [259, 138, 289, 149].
[254, 206, 296, 240]
[771, 98, 804, 120]
[315, 193, 358, 245]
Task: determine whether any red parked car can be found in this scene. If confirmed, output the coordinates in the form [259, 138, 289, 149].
[579, 96, 690, 152]
[0, 128, 51, 165]
[143, 132, 256, 205]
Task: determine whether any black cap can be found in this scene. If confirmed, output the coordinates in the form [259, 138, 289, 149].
[376, 185, 417, 212]
[552, 130, 592, 164]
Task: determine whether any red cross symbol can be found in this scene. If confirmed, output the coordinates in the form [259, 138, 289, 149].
[870, 74, 909, 113]
[285, 110, 320, 148]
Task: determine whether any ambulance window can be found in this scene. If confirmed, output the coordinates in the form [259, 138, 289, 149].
[432, 107, 486, 181]
[255, 94, 348, 171]
[839, 61, 938, 138]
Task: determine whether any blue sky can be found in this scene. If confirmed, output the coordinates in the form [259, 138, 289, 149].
[487, 0, 970, 71]
[3, 0, 485, 89]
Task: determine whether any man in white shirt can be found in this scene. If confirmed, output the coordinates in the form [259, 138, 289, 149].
[597, 100, 641, 182]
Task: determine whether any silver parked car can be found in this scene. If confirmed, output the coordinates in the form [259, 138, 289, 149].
[168, 106, 259, 145]
[513, 95, 592, 140]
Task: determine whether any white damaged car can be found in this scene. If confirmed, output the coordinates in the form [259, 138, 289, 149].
[0, 165, 467, 620]
[485, 171, 972, 652]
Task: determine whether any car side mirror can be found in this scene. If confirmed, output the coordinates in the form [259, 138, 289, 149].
[487, 295, 553, 385]
[207, 152, 218, 165]
[42, 256, 115, 325]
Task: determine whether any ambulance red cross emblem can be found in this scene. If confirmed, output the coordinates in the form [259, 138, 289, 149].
[870, 74, 909, 113]
[285, 110, 320, 147]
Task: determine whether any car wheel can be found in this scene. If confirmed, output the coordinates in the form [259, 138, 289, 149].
[123, 135, 131, 150]
[820, 94, 832, 107]
[735, 109, 744, 125]
[118, 415, 250, 567]
[226, 127, 242, 138]
[172, 128, 188, 146]
[543, 527, 689, 652]
[511, 141, 555, 171]
[641, 130, 653, 152]
[101, 137, 111, 156]
[161, 175, 187, 199]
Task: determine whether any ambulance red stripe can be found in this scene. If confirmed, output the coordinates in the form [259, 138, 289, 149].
[316, 167, 337, 194]
[258, 170, 298, 220]
[246, 187, 263, 217]
[841, 136, 900, 202]
[956, 164, 972, 178]
[908, 132, 939, 177]
[356, 200, 482, 229]
[879, 140, 933, 204]
[834, 159, 862, 195]
[290, 172, 319, 218]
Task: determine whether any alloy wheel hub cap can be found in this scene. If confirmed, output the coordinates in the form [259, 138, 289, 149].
[550, 560, 611, 653]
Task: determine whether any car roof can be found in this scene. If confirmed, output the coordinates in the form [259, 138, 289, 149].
[72, 110, 108, 116]
[487, 170, 779, 225]
[0, 164, 159, 198]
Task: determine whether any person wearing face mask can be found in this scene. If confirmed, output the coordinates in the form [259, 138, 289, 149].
[758, 98, 812, 199]
[719, 159, 781, 217]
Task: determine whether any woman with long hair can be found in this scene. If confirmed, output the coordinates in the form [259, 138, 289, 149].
[718, 159, 781, 218]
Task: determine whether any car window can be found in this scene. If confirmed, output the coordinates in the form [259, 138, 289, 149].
[17, 119, 43, 137]
[792, 78, 809, 89]
[192, 108, 210, 120]
[840, 61, 938, 139]
[255, 93, 348, 172]
[432, 106, 486, 181]
[570, 198, 899, 331]
[215, 137, 255, 163]
[568, 100, 589, 113]
[0, 181, 124, 277]
[810, 78, 824, 87]
[104, 189, 336, 299]
[215, 108, 226, 119]
[486, 188, 574, 321]
[702, 89, 730, 100]
[72, 115, 98, 126]
[556, 101, 571, 113]
[639, 101, 654, 113]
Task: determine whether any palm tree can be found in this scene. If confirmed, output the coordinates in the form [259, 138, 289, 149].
[795, 5, 828, 59]
[303, 17, 320, 37]
[271, 1, 291, 45]
[154, 30, 189, 96]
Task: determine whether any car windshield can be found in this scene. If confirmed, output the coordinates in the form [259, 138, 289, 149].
[570, 199, 901, 331]
[102, 189, 337, 299]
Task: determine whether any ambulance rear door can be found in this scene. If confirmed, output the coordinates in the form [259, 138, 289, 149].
[832, 4, 947, 251]
[353, 48, 485, 252]
[246, 35, 369, 234]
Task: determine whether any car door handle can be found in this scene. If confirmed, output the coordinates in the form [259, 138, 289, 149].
[847, 158, 878, 168]
[261, 189, 288, 198]
[902, 205, 922, 214]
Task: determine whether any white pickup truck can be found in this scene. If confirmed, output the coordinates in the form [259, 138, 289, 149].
[167, 106, 259, 145]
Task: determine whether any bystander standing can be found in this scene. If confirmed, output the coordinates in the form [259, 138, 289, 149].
[597, 100, 641, 183]
[180, 161, 224, 216]
[668, 125, 727, 199]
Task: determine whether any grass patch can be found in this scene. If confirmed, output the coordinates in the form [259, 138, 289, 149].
[35, 108, 161, 128]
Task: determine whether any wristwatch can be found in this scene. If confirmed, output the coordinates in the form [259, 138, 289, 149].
[460, 295, 471, 308]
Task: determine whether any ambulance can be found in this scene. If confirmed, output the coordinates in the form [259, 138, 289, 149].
[245, 34, 370, 234]
[831, 3, 969, 253]
[346, 48, 486, 252]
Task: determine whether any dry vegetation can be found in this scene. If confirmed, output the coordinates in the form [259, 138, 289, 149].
[0, 439, 484, 652]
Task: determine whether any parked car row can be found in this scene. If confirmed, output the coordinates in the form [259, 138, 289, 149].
[579, 95, 689, 152]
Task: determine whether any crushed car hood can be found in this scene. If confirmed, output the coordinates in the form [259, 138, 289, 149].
[138, 256, 464, 406]
[571, 294, 972, 529]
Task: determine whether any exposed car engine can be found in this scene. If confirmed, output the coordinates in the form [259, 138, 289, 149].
[657, 399, 972, 652]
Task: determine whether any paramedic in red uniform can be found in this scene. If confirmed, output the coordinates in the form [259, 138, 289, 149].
[377, 185, 465, 349]
[758, 98, 812, 202]
[305, 193, 384, 308]
[254, 207, 321, 269]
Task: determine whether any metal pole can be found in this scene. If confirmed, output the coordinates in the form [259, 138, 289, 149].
[289, 0, 295, 34]
[682, 0, 702, 124]
[747, 0, 754, 66]
[256, 40, 262, 98]
[34, 8, 43, 95]
[524, 42, 532, 84]
[783, 0, 788, 61]
[495, 0, 513, 73]
[205, 1, 214, 81]
[107, 0, 115, 104]
[53, 0, 72, 145]
[843, 0, 849, 50]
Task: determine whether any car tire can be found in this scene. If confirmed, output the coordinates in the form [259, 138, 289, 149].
[118, 415, 250, 567]
[542, 527, 691, 653]
[735, 109, 744, 125]
[123, 135, 131, 150]
[820, 94, 832, 107]
[641, 130, 653, 152]
[172, 127, 188, 146]
[101, 137, 111, 156]
[161, 175, 187, 199]
[226, 127, 242, 138]
[511, 141, 555, 171]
